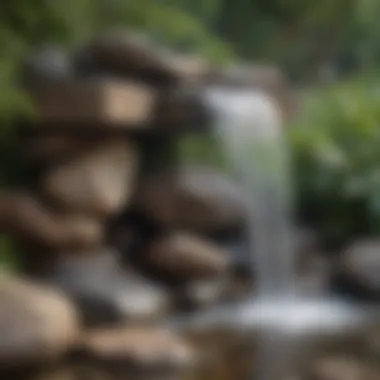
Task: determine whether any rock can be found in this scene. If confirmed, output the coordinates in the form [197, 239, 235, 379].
[134, 167, 247, 233]
[42, 139, 139, 218]
[178, 278, 228, 310]
[50, 250, 170, 326]
[0, 273, 79, 369]
[78, 327, 196, 375]
[142, 233, 229, 283]
[28, 79, 155, 127]
[22, 46, 74, 87]
[333, 240, 380, 301]
[18, 133, 100, 168]
[305, 356, 379, 380]
[0, 193, 103, 250]
[84, 30, 209, 85]
[153, 88, 211, 130]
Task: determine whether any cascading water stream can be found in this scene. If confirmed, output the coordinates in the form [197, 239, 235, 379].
[168, 87, 374, 380]
[204, 87, 296, 297]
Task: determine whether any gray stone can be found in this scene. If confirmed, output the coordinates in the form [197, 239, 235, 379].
[50, 250, 170, 326]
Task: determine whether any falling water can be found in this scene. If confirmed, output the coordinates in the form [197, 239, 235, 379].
[169, 87, 373, 380]
[205, 87, 295, 297]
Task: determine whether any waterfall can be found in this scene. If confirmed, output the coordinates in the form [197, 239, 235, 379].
[204, 87, 295, 297]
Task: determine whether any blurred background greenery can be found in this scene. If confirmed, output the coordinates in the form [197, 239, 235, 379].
[2, 0, 380, 264]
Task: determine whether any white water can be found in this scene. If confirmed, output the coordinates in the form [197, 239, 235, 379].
[205, 88, 295, 297]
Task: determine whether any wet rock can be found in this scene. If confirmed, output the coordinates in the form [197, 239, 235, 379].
[78, 327, 196, 375]
[134, 167, 247, 233]
[42, 139, 139, 218]
[0, 273, 79, 370]
[50, 250, 170, 326]
[333, 240, 380, 301]
[0, 193, 103, 250]
[305, 356, 379, 380]
[178, 278, 228, 310]
[142, 233, 229, 283]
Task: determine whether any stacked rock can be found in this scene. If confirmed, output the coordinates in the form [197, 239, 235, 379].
[0, 29, 311, 380]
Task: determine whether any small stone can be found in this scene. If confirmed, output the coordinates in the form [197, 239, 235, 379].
[79, 327, 196, 374]
[333, 240, 380, 301]
[50, 250, 170, 326]
[0, 273, 79, 369]
[306, 356, 379, 380]
[0, 193, 103, 250]
[134, 166, 247, 233]
[42, 139, 139, 218]
[142, 233, 230, 283]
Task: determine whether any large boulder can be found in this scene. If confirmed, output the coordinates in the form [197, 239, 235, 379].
[78, 327, 196, 375]
[0, 193, 103, 250]
[0, 273, 79, 370]
[141, 233, 230, 283]
[134, 167, 247, 233]
[42, 139, 139, 218]
[50, 249, 170, 326]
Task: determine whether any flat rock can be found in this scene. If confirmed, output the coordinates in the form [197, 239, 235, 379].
[42, 139, 139, 218]
[305, 356, 379, 380]
[78, 327, 196, 375]
[50, 250, 170, 326]
[28, 79, 155, 127]
[83, 30, 210, 86]
[134, 166, 247, 233]
[142, 233, 229, 283]
[0, 193, 103, 250]
[0, 273, 79, 369]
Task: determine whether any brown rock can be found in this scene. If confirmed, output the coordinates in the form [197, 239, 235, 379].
[85, 30, 209, 85]
[50, 250, 170, 326]
[0, 273, 79, 369]
[28, 79, 155, 127]
[143, 233, 229, 283]
[42, 139, 138, 218]
[79, 327, 196, 374]
[134, 167, 247, 233]
[0, 193, 103, 250]
[306, 356, 379, 380]
[18, 134, 99, 168]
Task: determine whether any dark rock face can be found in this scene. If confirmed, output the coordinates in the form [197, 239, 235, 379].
[0, 274, 79, 370]
[141, 233, 230, 283]
[78, 327, 196, 375]
[332, 240, 380, 301]
[134, 167, 248, 234]
[49, 250, 170, 326]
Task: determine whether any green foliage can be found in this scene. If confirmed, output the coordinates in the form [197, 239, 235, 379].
[289, 76, 380, 245]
